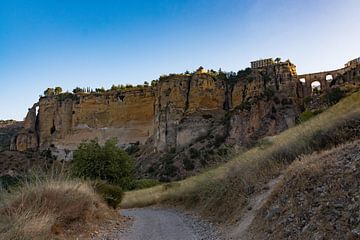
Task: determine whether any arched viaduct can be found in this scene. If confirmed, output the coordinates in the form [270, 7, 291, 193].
[297, 65, 360, 97]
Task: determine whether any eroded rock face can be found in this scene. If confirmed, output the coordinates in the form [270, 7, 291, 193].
[13, 62, 301, 162]
[154, 72, 227, 152]
[10, 104, 38, 151]
[34, 89, 156, 159]
[228, 62, 300, 146]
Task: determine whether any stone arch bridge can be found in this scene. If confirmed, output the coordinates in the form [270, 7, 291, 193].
[297, 65, 359, 97]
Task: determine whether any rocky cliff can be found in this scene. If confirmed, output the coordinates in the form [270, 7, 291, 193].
[11, 60, 358, 179]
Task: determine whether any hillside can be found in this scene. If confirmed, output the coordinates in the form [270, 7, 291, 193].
[120, 90, 360, 225]
[247, 140, 360, 239]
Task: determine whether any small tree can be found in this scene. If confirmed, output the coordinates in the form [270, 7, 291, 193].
[151, 80, 157, 87]
[44, 88, 55, 96]
[275, 57, 281, 64]
[143, 81, 149, 87]
[73, 87, 83, 94]
[95, 87, 105, 93]
[71, 139, 134, 189]
[54, 87, 62, 95]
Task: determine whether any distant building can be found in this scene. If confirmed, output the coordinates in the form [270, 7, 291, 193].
[345, 57, 360, 68]
[250, 58, 275, 69]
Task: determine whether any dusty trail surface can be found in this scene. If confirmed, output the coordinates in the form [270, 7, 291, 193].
[228, 175, 284, 239]
[102, 207, 223, 240]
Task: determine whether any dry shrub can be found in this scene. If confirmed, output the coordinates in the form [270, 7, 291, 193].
[0, 177, 112, 240]
[248, 140, 360, 239]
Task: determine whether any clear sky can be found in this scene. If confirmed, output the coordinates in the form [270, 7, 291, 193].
[1, 0, 360, 120]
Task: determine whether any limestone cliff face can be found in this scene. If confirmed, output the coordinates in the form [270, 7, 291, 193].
[228, 63, 300, 146]
[16, 89, 155, 159]
[154, 72, 227, 152]
[13, 63, 301, 162]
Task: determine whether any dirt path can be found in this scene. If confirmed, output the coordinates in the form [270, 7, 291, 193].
[227, 175, 283, 239]
[101, 207, 223, 240]
[96, 175, 282, 240]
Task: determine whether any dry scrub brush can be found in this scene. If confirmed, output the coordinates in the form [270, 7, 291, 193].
[121, 91, 360, 222]
[248, 140, 360, 239]
[0, 173, 114, 240]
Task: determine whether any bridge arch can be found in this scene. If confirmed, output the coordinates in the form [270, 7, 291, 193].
[311, 81, 321, 94]
[326, 74, 333, 81]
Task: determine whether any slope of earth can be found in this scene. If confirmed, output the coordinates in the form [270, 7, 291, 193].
[246, 140, 360, 240]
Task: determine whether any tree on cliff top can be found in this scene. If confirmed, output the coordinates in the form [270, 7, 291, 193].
[73, 87, 83, 93]
[44, 88, 55, 96]
[71, 138, 135, 189]
[54, 87, 62, 95]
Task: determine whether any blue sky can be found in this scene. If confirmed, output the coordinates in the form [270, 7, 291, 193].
[1, 0, 360, 120]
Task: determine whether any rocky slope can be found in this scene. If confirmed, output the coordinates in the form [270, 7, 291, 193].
[246, 140, 360, 240]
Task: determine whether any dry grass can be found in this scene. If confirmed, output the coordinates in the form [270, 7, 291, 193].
[0, 174, 114, 240]
[121, 91, 360, 222]
[247, 140, 360, 239]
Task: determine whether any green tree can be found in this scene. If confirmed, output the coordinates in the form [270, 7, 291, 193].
[95, 87, 105, 93]
[54, 87, 62, 95]
[71, 139, 134, 189]
[73, 87, 83, 94]
[143, 81, 149, 87]
[44, 88, 54, 96]
[275, 57, 281, 64]
[151, 80, 157, 87]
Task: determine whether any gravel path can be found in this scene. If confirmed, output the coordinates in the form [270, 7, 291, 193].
[100, 207, 223, 240]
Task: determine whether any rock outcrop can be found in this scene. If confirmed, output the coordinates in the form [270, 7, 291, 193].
[10, 104, 38, 151]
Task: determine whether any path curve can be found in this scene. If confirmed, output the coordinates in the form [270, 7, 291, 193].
[104, 207, 222, 240]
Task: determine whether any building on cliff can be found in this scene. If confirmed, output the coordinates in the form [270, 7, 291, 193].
[250, 58, 275, 69]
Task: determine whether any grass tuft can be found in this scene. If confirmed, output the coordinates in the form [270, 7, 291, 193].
[0, 174, 113, 239]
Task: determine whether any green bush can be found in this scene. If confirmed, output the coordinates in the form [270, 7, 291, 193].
[298, 110, 316, 123]
[325, 87, 344, 104]
[125, 143, 140, 155]
[71, 138, 134, 189]
[0, 175, 21, 190]
[304, 96, 312, 105]
[92, 181, 123, 209]
[264, 87, 275, 99]
[183, 158, 195, 170]
[133, 179, 160, 190]
[189, 148, 200, 159]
